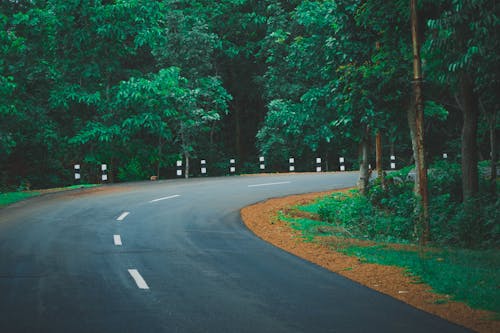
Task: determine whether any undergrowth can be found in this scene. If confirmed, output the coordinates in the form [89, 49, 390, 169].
[0, 184, 98, 208]
[280, 160, 500, 313]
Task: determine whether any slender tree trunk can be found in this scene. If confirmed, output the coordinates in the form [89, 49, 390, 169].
[490, 112, 497, 195]
[157, 133, 162, 179]
[357, 126, 371, 195]
[460, 73, 479, 200]
[235, 104, 242, 159]
[407, 102, 419, 186]
[184, 151, 189, 179]
[411, 0, 429, 244]
[376, 130, 385, 188]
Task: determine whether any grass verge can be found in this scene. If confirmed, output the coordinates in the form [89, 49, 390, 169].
[279, 197, 500, 314]
[0, 184, 99, 208]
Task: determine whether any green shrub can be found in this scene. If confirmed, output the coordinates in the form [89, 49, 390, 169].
[316, 160, 499, 248]
[118, 158, 151, 181]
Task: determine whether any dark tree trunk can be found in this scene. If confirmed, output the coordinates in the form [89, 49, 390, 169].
[490, 112, 497, 195]
[460, 73, 479, 201]
[410, 0, 429, 244]
[184, 150, 190, 179]
[408, 101, 420, 188]
[376, 130, 385, 188]
[357, 127, 371, 195]
[234, 104, 242, 159]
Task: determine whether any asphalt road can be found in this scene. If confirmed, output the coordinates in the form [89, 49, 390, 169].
[0, 173, 472, 333]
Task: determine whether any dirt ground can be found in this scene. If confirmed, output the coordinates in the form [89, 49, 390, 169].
[240, 189, 499, 333]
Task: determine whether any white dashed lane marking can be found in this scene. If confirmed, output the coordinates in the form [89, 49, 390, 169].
[128, 269, 149, 290]
[113, 235, 122, 246]
[247, 181, 291, 188]
[149, 194, 181, 203]
[116, 212, 130, 221]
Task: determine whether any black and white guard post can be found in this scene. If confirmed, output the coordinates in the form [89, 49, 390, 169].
[316, 157, 322, 172]
[74, 164, 81, 183]
[390, 155, 396, 170]
[443, 153, 448, 159]
[259, 156, 265, 172]
[201, 159, 207, 176]
[176, 160, 183, 177]
[289, 157, 295, 172]
[339, 157, 345, 171]
[101, 164, 108, 182]
[230, 159, 236, 174]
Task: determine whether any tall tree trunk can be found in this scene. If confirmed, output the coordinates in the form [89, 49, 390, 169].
[411, 0, 429, 244]
[490, 112, 497, 195]
[184, 151, 190, 179]
[157, 133, 162, 179]
[235, 105, 242, 159]
[460, 73, 479, 200]
[376, 130, 385, 188]
[357, 127, 371, 195]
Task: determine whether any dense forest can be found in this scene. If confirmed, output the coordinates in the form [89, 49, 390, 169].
[0, 0, 498, 192]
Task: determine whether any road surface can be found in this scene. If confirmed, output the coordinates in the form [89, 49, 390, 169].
[0, 173, 471, 332]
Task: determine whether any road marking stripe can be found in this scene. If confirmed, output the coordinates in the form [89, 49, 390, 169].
[248, 181, 291, 188]
[113, 235, 122, 246]
[149, 194, 181, 203]
[116, 212, 130, 221]
[128, 269, 149, 289]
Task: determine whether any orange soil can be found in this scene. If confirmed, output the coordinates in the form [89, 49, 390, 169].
[241, 189, 499, 333]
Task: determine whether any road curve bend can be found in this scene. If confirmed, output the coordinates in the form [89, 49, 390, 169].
[0, 173, 471, 333]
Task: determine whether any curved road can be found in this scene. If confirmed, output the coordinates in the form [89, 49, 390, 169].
[0, 173, 471, 332]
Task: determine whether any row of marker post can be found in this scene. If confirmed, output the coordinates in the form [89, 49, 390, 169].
[74, 153, 450, 181]
[74, 164, 108, 182]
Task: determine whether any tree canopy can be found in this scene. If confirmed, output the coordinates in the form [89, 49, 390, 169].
[1, 0, 498, 198]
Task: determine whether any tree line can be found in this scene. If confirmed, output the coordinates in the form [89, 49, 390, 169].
[1, 0, 498, 204]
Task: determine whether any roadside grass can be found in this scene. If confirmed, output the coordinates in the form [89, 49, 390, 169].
[0, 191, 41, 207]
[0, 184, 99, 208]
[279, 198, 500, 314]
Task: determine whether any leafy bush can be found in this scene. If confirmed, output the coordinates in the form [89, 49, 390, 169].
[118, 158, 150, 181]
[317, 160, 499, 248]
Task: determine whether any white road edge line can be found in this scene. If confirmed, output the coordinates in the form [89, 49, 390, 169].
[149, 194, 181, 203]
[248, 181, 292, 188]
[113, 235, 122, 246]
[128, 269, 149, 290]
[116, 212, 130, 221]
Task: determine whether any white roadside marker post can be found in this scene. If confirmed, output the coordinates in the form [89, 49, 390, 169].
[339, 157, 345, 171]
[74, 164, 81, 184]
[176, 160, 183, 177]
[259, 156, 265, 172]
[443, 153, 448, 159]
[390, 155, 396, 170]
[101, 164, 108, 182]
[289, 157, 295, 172]
[201, 159, 207, 176]
[316, 157, 322, 172]
[230, 159, 236, 174]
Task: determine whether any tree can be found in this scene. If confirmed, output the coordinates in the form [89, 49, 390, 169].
[425, 0, 499, 201]
[410, 0, 430, 244]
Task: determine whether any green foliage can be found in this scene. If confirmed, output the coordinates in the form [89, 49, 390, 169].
[341, 246, 500, 313]
[313, 160, 499, 248]
[0, 191, 40, 207]
[118, 158, 150, 182]
[0, 0, 498, 193]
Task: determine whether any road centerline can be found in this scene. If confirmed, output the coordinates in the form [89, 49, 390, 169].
[128, 269, 149, 290]
[149, 194, 181, 203]
[116, 212, 130, 221]
[247, 181, 292, 188]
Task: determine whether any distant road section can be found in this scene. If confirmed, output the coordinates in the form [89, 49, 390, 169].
[0, 173, 471, 332]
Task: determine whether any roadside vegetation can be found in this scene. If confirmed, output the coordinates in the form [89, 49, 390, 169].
[0, 184, 98, 208]
[280, 161, 499, 313]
